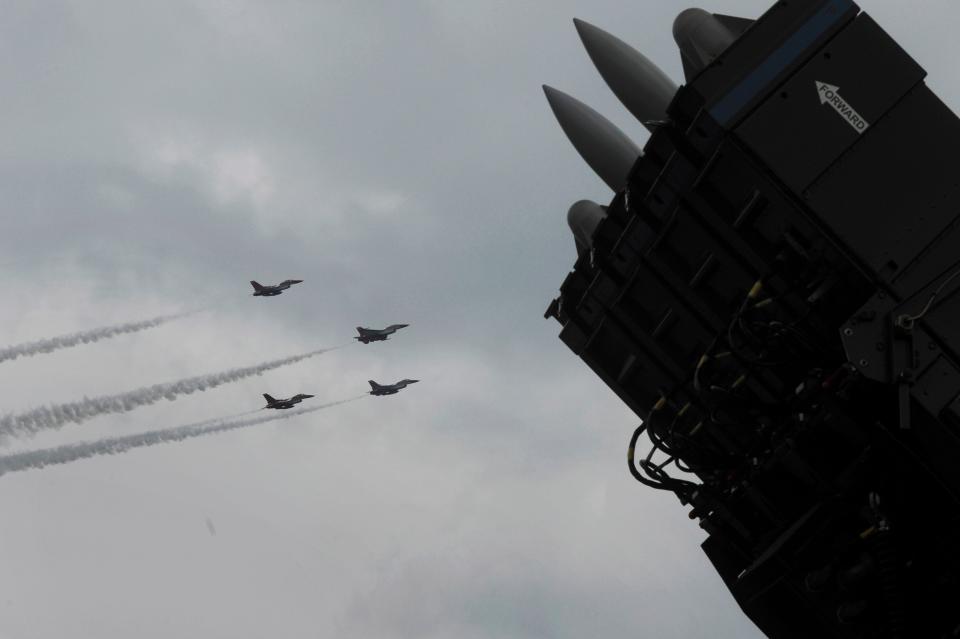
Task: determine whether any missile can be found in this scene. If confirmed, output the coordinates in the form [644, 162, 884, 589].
[673, 8, 738, 78]
[573, 19, 678, 132]
[542, 85, 641, 191]
[568, 200, 607, 256]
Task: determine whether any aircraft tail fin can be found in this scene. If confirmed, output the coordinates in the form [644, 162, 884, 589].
[250, 281, 264, 292]
[263, 393, 277, 403]
[368, 380, 381, 390]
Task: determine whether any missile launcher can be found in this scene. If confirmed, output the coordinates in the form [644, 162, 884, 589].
[544, 3, 960, 636]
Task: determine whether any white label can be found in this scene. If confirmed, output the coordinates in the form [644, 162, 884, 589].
[816, 81, 869, 134]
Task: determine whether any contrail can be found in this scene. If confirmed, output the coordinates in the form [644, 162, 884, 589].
[173, 407, 265, 430]
[0, 347, 339, 440]
[0, 311, 196, 364]
[0, 396, 367, 477]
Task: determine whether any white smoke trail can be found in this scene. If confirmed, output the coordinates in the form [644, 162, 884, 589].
[0, 396, 367, 477]
[179, 408, 264, 428]
[0, 312, 195, 364]
[0, 347, 339, 440]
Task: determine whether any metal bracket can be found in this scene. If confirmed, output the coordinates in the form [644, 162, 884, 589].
[841, 290, 950, 426]
[840, 292, 895, 383]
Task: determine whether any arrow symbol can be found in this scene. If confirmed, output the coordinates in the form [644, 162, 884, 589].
[815, 81, 869, 134]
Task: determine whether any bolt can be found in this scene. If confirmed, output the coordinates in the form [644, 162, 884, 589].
[843, 327, 854, 336]
[859, 359, 869, 367]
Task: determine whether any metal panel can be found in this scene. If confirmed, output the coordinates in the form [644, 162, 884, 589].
[805, 86, 960, 280]
[695, 0, 858, 118]
[737, 14, 925, 193]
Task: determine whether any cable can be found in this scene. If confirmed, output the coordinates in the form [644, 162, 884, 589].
[896, 265, 960, 330]
[628, 423, 678, 492]
[627, 399, 701, 495]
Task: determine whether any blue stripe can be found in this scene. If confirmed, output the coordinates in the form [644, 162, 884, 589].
[710, 0, 855, 125]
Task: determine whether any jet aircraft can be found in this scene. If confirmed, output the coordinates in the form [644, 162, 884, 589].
[368, 379, 418, 396]
[355, 324, 409, 344]
[263, 393, 314, 409]
[250, 280, 303, 296]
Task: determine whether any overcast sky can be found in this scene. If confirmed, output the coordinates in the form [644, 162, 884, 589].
[0, 1, 957, 637]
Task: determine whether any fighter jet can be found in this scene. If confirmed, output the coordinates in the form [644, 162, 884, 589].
[250, 280, 303, 296]
[355, 324, 409, 344]
[262, 393, 315, 409]
[368, 379, 418, 396]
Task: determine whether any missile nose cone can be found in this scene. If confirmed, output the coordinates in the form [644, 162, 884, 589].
[673, 8, 737, 77]
[573, 19, 677, 132]
[542, 85, 641, 191]
[567, 200, 607, 256]
[673, 8, 709, 42]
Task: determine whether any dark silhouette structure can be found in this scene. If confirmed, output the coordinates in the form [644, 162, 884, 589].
[544, 3, 960, 636]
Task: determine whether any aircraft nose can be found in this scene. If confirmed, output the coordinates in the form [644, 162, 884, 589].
[409, 379, 419, 384]
[304, 394, 315, 398]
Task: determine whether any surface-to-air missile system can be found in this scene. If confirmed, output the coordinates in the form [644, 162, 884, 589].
[543, 1, 960, 636]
